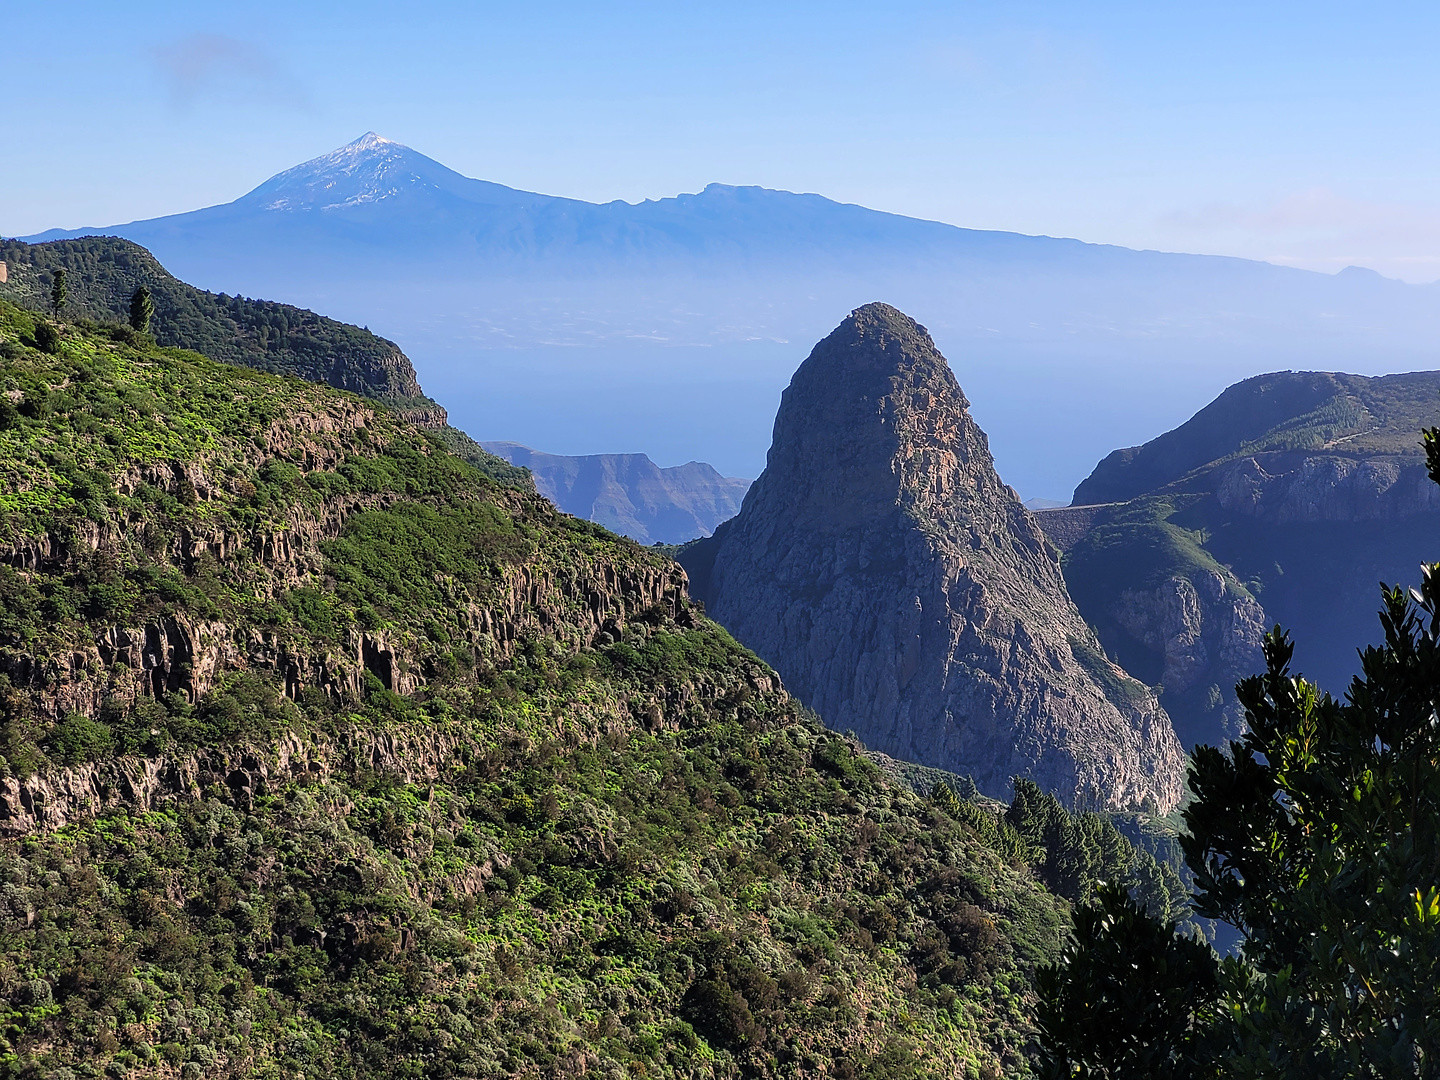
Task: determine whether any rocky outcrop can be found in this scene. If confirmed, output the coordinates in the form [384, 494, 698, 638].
[482, 442, 751, 545]
[391, 399, 450, 430]
[0, 409, 689, 724]
[1, 539, 686, 725]
[1057, 368, 1440, 747]
[1107, 570, 1266, 747]
[1216, 454, 1440, 523]
[1111, 571, 1266, 694]
[0, 621, 784, 839]
[686, 303, 1187, 811]
[0, 727, 472, 836]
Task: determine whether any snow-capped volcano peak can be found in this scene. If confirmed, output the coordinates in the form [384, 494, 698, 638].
[349, 131, 394, 149]
[238, 131, 480, 213]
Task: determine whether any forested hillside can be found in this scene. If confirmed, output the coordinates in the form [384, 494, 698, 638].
[0, 237, 433, 413]
[0, 298, 1188, 1079]
[0, 237, 529, 491]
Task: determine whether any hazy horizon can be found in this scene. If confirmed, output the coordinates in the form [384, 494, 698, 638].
[14, 127, 1440, 503]
[9, 2, 1440, 282]
[10, 126, 1440, 288]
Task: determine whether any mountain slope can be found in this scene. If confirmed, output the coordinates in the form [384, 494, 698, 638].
[680, 304, 1187, 812]
[27, 133, 1440, 502]
[0, 236, 529, 488]
[1072, 370, 1440, 507]
[0, 236, 430, 407]
[1042, 369, 1440, 749]
[482, 442, 750, 545]
[0, 300, 1074, 1078]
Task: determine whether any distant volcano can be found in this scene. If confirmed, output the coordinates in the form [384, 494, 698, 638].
[27, 132, 1440, 501]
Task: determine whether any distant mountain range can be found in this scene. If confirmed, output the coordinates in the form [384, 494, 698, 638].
[23, 132, 1440, 499]
[480, 442, 749, 545]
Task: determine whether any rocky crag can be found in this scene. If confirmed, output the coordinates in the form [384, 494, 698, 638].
[0, 298, 675, 732]
[680, 303, 1187, 812]
[482, 441, 751, 545]
[1044, 369, 1440, 749]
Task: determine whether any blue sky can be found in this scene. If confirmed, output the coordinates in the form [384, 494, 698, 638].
[7, 1, 1440, 279]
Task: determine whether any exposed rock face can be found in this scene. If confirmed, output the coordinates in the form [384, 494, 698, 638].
[0, 393, 687, 726]
[1108, 572, 1266, 747]
[1111, 572, 1266, 695]
[1, 508, 686, 726]
[482, 442, 750, 545]
[1054, 368, 1440, 742]
[1215, 454, 1440, 523]
[0, 728, 466, 837]
[689, 304, 1186, 810]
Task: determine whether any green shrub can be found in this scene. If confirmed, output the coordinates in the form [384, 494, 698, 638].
[33, 321, 59, 354]
[44, 712, 114, 765]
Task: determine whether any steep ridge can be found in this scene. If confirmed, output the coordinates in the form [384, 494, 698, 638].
[482, 441, 750, 545]
[1043, 369, 1440, 749]
[1073, 370, 1440, 507]
[0, 300, 1077, 1078]
[1, 237, 433, 415]
[681, 304, 1187, 811]
[0, 236, 529, 488]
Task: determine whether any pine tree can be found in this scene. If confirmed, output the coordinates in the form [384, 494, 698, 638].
[50, 268, 66, 315]
[129, 286, 153, 334]
[1036, 424, 1440, 1078]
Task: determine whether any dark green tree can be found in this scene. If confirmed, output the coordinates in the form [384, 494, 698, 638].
[1007, 778, 1150, 907]
[1037, 425, 1440, 1078]
[128, 285, 153, 334]
[50, 268, 66, 315]
[33, 321, 59, 355]
[1035, 883, 1220, 1080]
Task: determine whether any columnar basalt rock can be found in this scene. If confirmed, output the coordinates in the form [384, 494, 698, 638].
[0, 506, 688, 724]
[688, 303, 1187, 810]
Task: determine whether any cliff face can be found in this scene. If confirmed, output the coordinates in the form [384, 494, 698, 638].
[1073, 369, 1440, 511]
[690, 304, 1186, 811]
[1214, 453, 1440, 523]
[0, 305, 679, 730]
[1050, 368, 1440, 747]
[481, 442, 750, 545]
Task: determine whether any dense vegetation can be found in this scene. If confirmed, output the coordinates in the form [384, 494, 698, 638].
[0, 301, 1120, 1078]
[1037, 431, 1440, 1078]
[2, 237, 431, 410]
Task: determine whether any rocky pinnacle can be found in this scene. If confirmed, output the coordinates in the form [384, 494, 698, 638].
[699, 303, 1187, 810]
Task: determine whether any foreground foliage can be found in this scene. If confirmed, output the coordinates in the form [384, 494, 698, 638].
[1036, 428, 1440, 1078]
